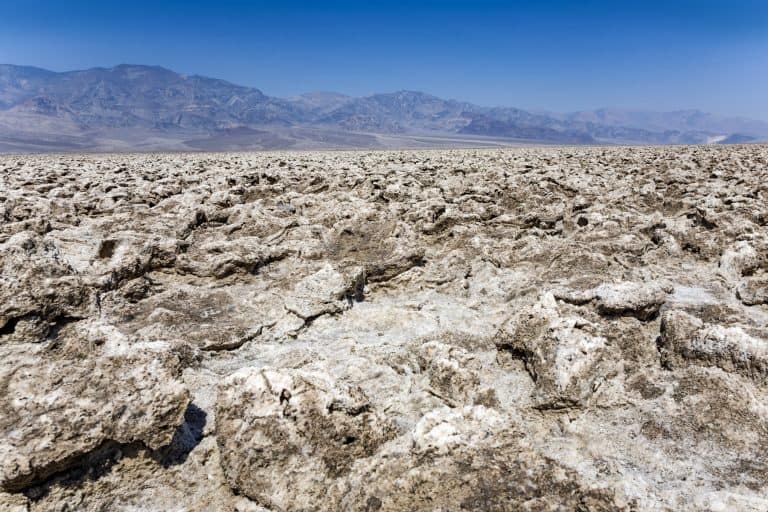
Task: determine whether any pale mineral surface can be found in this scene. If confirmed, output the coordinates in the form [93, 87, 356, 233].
[1, 145, 767, 511]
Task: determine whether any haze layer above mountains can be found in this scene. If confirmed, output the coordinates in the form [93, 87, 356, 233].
[1, 64, 766, 152]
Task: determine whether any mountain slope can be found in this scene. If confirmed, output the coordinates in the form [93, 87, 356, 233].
[0, 64, 765, 151]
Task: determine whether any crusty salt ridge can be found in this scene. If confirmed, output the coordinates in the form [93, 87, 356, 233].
[0, 145, 767, 510]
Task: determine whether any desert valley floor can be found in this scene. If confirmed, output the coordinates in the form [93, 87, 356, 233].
[1, 145, 768, 511]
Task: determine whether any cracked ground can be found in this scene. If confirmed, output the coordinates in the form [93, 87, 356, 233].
[1, 145, 768, 511]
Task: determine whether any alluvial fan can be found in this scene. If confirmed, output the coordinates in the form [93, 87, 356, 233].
[1, 145, 767, 511]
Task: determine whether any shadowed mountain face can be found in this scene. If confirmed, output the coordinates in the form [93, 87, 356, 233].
[1, 64, 766, 151]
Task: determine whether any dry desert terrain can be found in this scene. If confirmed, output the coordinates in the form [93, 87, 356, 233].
[1, 145, 768, 511]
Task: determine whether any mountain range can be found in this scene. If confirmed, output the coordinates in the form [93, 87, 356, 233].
[1, 64, 766, 152]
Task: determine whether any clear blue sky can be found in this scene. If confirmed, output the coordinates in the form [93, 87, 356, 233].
[1, 0, 766, 119]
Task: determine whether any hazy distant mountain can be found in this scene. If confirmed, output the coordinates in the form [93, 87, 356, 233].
[289, 91, 353, 115]
[554, 108, 768, 137]
[0, 64, 766, 151]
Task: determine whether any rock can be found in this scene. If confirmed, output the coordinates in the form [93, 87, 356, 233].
[365, 249, 425, 283]
[0, 344, 189, 491]
[737, 277, 768, 306]
[551, 286, 596, 305]
[325, 217, 424, 282]
[176, 238, 287, 278]
[416, 341, 483, 406]
[553, 280, 671, 320]
[329, 406, 628, 511]
[215, 367, 395, 510]
[110, 284, 270, 351]
[659, 309, 768, 381]
[719, 241, 760, 280]
[0, 491, 28, 511]
[0, 232, 91, 344]
[411, 405, 504, 454]
[593, 281, 671, 320]
[283, 264, 365, 320]
[494, 293, 611, 408]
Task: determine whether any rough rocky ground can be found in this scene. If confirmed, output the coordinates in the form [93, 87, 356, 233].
[0, 145, 767, 511]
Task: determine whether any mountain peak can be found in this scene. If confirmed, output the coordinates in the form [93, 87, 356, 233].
[0, 63, 766, 152]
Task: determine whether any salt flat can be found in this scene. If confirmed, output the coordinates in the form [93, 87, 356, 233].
[1, 145, 767, 511]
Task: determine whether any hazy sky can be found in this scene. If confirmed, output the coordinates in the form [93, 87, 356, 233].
[1, 0, 766, 119]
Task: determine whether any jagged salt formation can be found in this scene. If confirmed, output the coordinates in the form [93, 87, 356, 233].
[1, 145, 767, 511]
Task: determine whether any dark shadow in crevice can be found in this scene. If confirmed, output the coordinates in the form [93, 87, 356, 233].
[22, 440, 139, 500]
[19, 403, 207, 501]
[45, 315, 85, 340]
[0, 315, 22, 335]
[495, 344, 538, 383]
[152, 402, 208, 467]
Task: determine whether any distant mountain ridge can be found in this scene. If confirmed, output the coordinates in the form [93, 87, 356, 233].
[1, 64, 766, 151]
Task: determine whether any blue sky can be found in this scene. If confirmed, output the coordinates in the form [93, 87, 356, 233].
[1, 0, 766, 119]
